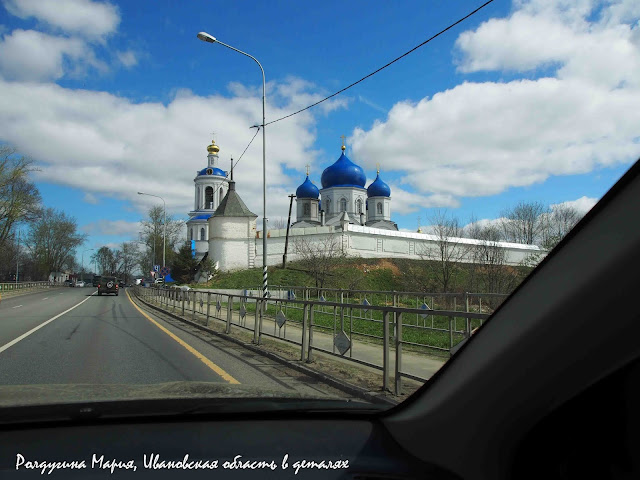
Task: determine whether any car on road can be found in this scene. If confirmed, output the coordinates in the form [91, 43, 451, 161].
[154, 278, 164, 284]
[97, 276, 118, 296]
[63, 279, 73, 287]
[75, 280, 85, 288]
[92, 275, 101, 287]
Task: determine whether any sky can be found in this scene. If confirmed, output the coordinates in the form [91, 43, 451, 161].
[0, 0, 639, 266]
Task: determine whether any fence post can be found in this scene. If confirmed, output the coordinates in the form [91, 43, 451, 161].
[449, 316, 454, 357]
[465, 292, 470, 338]
[383, 310, 390, 392]
[181, 290, 185, 316]
[395, 312, 403, 396]
[306, 306, 314, 363]
[192, 291, 196, 322]
[392, 290, 398, 340]
[226, 295, 233, 333]
[253, 298, 261, 344]
[206, 292, 211, 325]
[301, 302, 308, 361]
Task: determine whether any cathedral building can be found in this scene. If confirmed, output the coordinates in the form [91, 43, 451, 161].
[187, 138, 543, 271]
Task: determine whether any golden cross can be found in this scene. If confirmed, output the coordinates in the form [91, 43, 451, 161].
[211, 131, 216, 141]
[376, 162, 380, 174]
[340, 135, 346, 148]
[305, 164, 310, 176]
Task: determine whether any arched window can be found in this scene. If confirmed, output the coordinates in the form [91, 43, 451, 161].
[205, 186, 214, 209]
[339, 198, 347, 212]
[219, 187, 224, 204]
[196, 187, 200, 208]
[190, 228, 193, 241]
[356, 199, 362, 214]
[325, 198, 331, 213]
[303, 203, 310, 216]
[200, 227, 206, 241]
[377, 202, 383, 215]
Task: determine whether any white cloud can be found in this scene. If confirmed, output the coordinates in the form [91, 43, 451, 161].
[116, 50, 137, 68]
[350, 0, 640, 202]
[0, 77, 331, 222]
[3, 0, 120, 39]
[0, 29, 106, 81]
[83, 192, 99, 204]
[550, 195, 598, 214]
[82, 219, 141, 237]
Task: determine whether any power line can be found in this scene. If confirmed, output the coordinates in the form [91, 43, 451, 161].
[264, 0, 494, 127]
[226, 126, 260, 175]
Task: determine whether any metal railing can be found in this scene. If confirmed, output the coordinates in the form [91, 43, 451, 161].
[0, 281, 53, 293]
[134, 285, 494, 395]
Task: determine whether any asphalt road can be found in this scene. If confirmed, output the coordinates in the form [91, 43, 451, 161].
[0, 286, 350, 398]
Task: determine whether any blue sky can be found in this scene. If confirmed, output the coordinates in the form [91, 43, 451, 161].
[1, 0, 639, 264]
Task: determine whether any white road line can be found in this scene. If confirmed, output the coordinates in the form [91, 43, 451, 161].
[12, 305, 23, 309]
[42, 297, 49, 300]
[59, 293, 64, 295]
[0, 293, 95, 355]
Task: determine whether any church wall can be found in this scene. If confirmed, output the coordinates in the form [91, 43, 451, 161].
[246, 223, 544, 271]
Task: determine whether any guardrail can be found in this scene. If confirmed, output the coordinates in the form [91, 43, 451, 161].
[0, 281, 53, 293]
[134, 285, 493, 395]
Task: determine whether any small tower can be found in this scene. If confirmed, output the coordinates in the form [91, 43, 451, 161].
[293, 165, 320, 226]
[208, 179, 258, 271]
[366, 165, 397, 230]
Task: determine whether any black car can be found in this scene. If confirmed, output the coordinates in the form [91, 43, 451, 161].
[92, 275, 101, 287]
[97, 276, 118, 296]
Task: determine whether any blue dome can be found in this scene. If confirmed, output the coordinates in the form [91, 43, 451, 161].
[321, 152, 366, 189]
[367, 173, 391, 198]
[192, 213, 212, 220]
[198, 167, 226, 177]
[296, 176, 319, 199]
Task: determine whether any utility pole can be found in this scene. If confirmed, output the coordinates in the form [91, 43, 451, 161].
[282, 194, 296, 268]
[15, 229, 19, 284]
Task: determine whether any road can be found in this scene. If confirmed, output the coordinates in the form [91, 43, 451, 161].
[0, 286, 351, 399]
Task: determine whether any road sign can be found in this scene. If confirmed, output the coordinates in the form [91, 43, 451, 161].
[153, 265, 160, 272]
[160, 266, 170, 277]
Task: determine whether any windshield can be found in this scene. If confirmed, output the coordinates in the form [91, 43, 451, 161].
[0, 0, 638, 416]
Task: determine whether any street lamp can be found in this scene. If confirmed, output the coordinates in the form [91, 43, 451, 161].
[197, 31, 269, 300]
[138, 192, 166, 274]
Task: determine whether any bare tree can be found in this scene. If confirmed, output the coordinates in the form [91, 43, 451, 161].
[270, 217, 289, 230]
[501, 201, 546, 245]
[26, 208, 86, 278]
[541, 204, 582, 249]
[418, 210, 468, 294]
[468, 224, 520, 299]
[140, 205, 184, 272]
[294, 234, 344, 288]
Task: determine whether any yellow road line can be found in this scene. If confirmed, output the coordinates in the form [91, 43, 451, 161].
[126, 289, 240, 384]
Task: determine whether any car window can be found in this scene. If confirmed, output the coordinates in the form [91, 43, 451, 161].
[0, 0, 637, 418]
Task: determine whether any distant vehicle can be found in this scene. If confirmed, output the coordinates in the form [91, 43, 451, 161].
[117, 279, 126, 288]
[92, 275, 100, 287]
[154, 278, 164, 284]
[75, 280, 86, 288]
[64, 279, 73, 287]
[97, 276, 118, 296]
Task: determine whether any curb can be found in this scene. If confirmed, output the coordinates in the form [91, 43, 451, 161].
[131, 292, 398, 407]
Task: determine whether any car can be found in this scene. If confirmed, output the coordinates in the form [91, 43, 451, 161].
[154, 278, 164, 284]
[63, 279, 73, 287]
[75, 280, 85, 288]
[97, 276, 118, 296]
[92, 275, 101, 287]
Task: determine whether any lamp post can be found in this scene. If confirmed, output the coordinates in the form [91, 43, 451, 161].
[138, 192, 166, 276]
[197, 31, 269, 300]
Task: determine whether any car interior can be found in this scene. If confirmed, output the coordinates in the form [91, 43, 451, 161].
[0, 157, 638, 479]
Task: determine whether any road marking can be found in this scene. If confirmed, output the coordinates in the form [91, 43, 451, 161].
[42, 297, 49, 300]
[12, 305, 23, 309]
[0, 294, 94, 355]
[125, 289, 240, 385]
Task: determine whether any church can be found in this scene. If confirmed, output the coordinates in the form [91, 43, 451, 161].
[187, 138, 543, 272]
